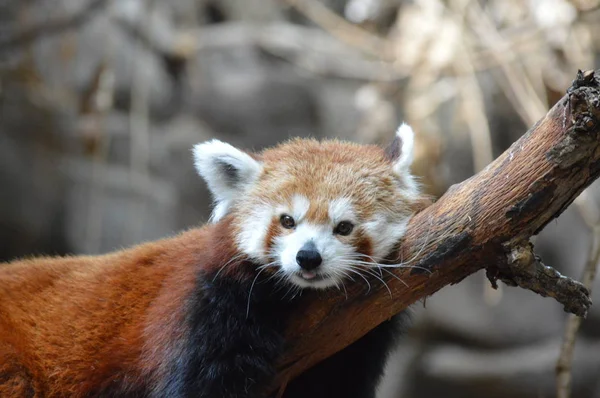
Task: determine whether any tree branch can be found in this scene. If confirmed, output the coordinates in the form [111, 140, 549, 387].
[270, 69, 600, 393]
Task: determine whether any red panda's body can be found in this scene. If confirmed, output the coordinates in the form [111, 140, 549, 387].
[0, 222, 232, 396]
[1, 126, 425, 398]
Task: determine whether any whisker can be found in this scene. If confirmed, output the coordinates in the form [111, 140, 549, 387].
[290, 290, 301, 300]
[393, 215, 435, 267]
[246, 268, 267, 319]
[265, 267, 285, 283]
[331, 278, 344, 297]
[344, 216, 436, 271]
[212, 253, 247, 281]
[339, 280, 348, 299]
[346, 253, 386, 263]
[336, 259, 432, 274]
[343, 267, 371, 293]
[256, 261, 280, 271]
[346, 265, 392, 298]
[330, 270, 350, 300]
[339, 259, 432, 274]
[271, 270, 293, 294]
[333, 269, 356, 282]
[381, 268, 409, 288]
[285, 284, 302, 300]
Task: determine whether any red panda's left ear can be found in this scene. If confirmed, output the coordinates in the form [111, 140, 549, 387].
[193, 139, 263, 222]
[385, 123, 415, 174]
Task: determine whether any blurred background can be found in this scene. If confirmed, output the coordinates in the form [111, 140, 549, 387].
[1, 0, 600, 397]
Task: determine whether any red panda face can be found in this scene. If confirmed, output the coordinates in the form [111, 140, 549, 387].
[194, 124, 422, 289]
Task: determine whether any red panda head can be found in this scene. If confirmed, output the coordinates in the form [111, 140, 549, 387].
[193, 124, 422, 289]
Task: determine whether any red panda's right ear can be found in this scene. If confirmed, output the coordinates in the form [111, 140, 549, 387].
[385, 123, 415, 174]
[385, 123, 421, 198]
[193, 140, 263, 222]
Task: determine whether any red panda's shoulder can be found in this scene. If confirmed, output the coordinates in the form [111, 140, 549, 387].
[0, 219, 244, 396]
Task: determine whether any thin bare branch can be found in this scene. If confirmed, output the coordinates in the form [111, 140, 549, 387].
[556, 189, 600, 398]
[282, 0, 393, 60]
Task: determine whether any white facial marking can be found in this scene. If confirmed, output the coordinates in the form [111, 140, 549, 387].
[363, 214, 411, 260]
[291, 194, 310, 221]
[237, 204, 273, 262]
[328, 197, 355, 224]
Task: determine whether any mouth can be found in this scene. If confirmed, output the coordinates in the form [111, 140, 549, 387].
[297, 271, 329, 281]
[289, 271, 337, 289]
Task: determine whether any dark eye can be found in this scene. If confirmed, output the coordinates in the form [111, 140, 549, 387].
[334, 221, 354, 236]
[280, 214, 296, 229]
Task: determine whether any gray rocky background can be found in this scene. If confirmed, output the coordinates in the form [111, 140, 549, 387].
[1, 0, 600, 397]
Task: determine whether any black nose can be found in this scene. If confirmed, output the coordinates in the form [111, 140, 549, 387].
[296, 242, 322, 271]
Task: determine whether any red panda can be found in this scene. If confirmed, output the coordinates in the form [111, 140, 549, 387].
[0, 124, 425, 398]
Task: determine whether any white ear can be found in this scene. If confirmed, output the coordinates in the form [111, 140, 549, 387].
[385, 123, 420, 198]
[388, 122, 415, 173]
[193, 139, 262, 222]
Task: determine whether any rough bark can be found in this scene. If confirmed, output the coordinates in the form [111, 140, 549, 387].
[271, 69, 600, 394]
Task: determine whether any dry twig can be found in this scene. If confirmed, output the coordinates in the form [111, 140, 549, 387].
[282, 0, 393, 60]
[556, 189, 600, 398]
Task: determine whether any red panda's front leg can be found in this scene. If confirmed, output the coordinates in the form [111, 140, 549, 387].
[156, 271, 295, 398]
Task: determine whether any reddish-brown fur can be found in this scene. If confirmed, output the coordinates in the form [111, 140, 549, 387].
[232, 138, 419, 228]
[0, 219, 241, 397]
[0, 136, 426, 397]
[264, 216, 281, 254]
[352, 229, 373, 258]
